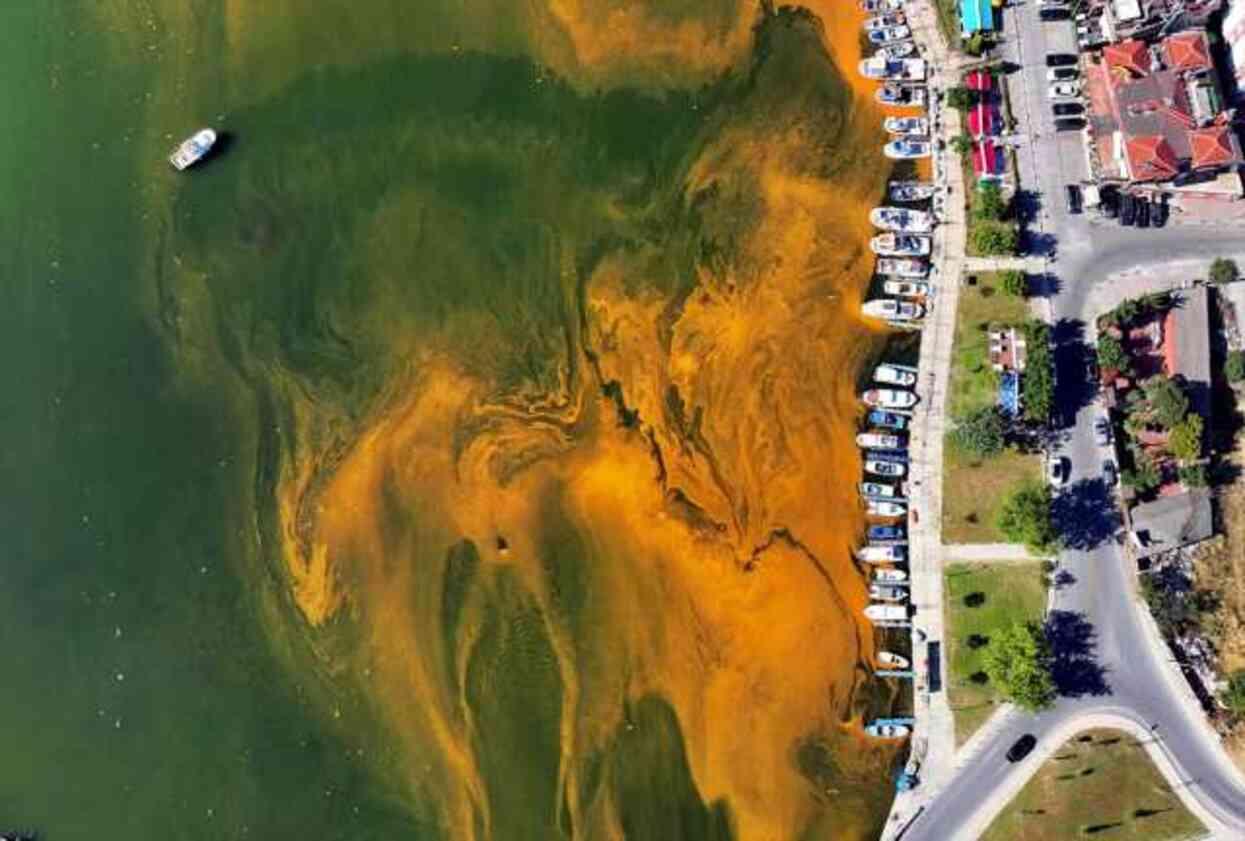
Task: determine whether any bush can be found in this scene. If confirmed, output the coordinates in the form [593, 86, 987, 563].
[1096, 334, 1129, 376]
[1022, 320, 1054, 424]
[950, 406, 1007, 458]
[1122, 452, 1161, 493]
[1209, 257, 1240, 285]
[971, 221, 1019, 256]
[946, 85, 978, 111]
[1227, 351, 1245, 384]
[996, 479, 1059, 553]
[999, 269, 1027, 297]
[1179, 464, 1208, 488]
[951, 132, 973, 157]
[975, 181, 1008, 222]
[1221, 671, 1245, 716]
[1168, 414, 1204, 462]
[982, 621, 1056, 711]
[1142, 376, 1190, 429]
[965, 32, 989, 57]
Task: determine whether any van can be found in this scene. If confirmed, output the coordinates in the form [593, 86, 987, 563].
[1054, 116, 1086, 132]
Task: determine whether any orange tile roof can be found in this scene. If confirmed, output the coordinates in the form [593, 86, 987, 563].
[1190, 126, 1237, 168]
[1125, 134, 1180, 181]
[1104, 39, 1151, 77]
[1163, 31, 1212, 73]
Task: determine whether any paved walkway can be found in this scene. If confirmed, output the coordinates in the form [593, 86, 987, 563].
[942, 542, 1046, 561]
[962, 256, 1048, 273]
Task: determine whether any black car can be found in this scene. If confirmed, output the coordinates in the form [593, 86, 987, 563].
[1052, 102, 1084, 117]
[1100, 185, 1119, 218]
[1120, 193, 1136, 225]
[1007, 734, 1038, 763]
[1136, 196, 1151, 228]
[1153, 196, 1169, 227]
[1065, 184, 1083, 214]
[1039, 6, 1070, 19]
[1054, 117, 1086, 132]
[1046, 52, 1078, 67]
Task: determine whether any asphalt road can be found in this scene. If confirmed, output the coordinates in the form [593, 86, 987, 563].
[901, 3, 1245, 837]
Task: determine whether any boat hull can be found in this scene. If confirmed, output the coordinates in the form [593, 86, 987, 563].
[169, 128, 217, 170]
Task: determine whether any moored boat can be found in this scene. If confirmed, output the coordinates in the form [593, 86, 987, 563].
[884, 116, 929, 136]
[857, 431, 903, 449]
[869, 583, 908, 602]
[862, 298, 925, 321]
[870, 233, 931, 257]
[878, 650, 911, 668]
[858, 57, 926, 82]
[876, 257, 928, 278]
[873, 568, 909, 583]
[868, 409, 909, 429]
[874, 82, 925, 107]
[868, 524, 907, 542]
[168, 128, 217, 170]
[863, 13, 906, 31]
[865, 459, 906, 478]
[879, 40, 917, 59]
[859, 0, 903, 12]
[884, 138, 932, 160]
[883, 280, 932, 298]
[862, 388, 918, 409]
[864, 722, 910, 739]
[889, 180, 936, 202]
[870, 206, 933, 233]
[864, 603, 908, 622]
[858, 544, 906, 563]
[867, 499, 908, 518]
[860, 481, 897, 498]
[875, 364, 917, 387]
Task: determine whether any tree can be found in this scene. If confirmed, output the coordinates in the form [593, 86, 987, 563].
[1221, 671, 1245, 716]
[1122, 451, 1160, 493]
[1179, 463, 1208, 488]
[950, 406, 1007, 458]
[1209, 257, 1240, 285]
[999, 269, 1028, 297]
[1096, 333, 1129, 375]
[1021, 320, 1054, 424]
[965, 32, 989, 57]
[951, 132, 973, 157]
[982, 621, 1056, 711]
[946, 85, 978, 111]
[975, 181, 1008, 222]
[1227, 351, 1245, 384]
[1168, 414, 1204, 462]
[971, 221, 1019, 256]
[996, 479, 1059, 553]
[1143, 376, 1190, 429]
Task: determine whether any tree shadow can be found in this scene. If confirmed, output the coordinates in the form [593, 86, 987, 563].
[1051, 318, 1099, 429]
[1029, 272, 1063, 299]
[1013, 188, 1043, 226]
[1024, 230, 1059, 259]
[1045, 610, 1111, 697]
[1052, 477, 1122, 550]
[1054, 569, 1077, 589]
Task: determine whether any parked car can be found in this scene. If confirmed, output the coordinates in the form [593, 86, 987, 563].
[1045, 52, 1078, 66]
[1047, 66, 1079, 82]
[1048, 456, 1069, 486]
[1007, 734, 1038, 763]
[1100, 185, 1119, 218]
[1065, 184, 1082, 214]
[1040, 6, 1071, 20]
[1153, 196, 1169, 227]
[1095, 416, 1112, 446]
[1103, 459, 1118, 487]
[1050, 81, 1081, 99]
[1054, 116, 1086, 132]
[1136, 196, 1151, 228]
[1120, 193, 1137, 225]
[1052, 102, 1083, 117]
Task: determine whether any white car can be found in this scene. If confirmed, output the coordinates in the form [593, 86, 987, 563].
[1049, 82, 1080, 99]
[1047, 66, 1078, 82]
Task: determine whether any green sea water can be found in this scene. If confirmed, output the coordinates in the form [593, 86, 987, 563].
[0, 2, 898, 839]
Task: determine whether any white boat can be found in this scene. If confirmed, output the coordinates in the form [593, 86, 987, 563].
[857, 432, 903, 449]
[867, 499, 907, 517]
[888, 181, 936, 202]
[874, 364, 917, 387]
[862, 298, 925, 321]
[863, 388, 918, 409]
[878, 650, 911, 668]
[874, 569, 909, 584]
[883, 280, 932, 298]
[870, 233, 931, 257]
[863, 13, 906, 31]
[858, 544, 907, 563]
[868, 25, 912, 46]
[860, 481, 898, 498]
[875, 84, 926, 108]
[168, 128, 217, 171]
[864, 722, 911, 739]
[864, 603, 909, 622]
[884, 116, 929, 136]
[884, 138, 932, 160]
[870, 206, 933, 233]
[879, 41, 916, 59]
[870, 583, 909, 602]
[876, 257, 928, 278]
[859, 0, 904, 12]
[865, 459, 907, 478]
[858, 57, 926, 82]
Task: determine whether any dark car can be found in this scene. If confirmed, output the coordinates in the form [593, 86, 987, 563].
[1054, 117, 1086, 132]
[1052, 102, 1084, 117]
[1104, 459, 1118, 487]
[1046, 52, 1078, 66]
[1065, 184, 1083, 214]
[1136, 196, 1151, 228]
[1120, 193, 1136, 225]
[1153, 196, 1169, 227]
[1039, 6, 1070, 19]
[1007, 734, 1038, 763]
[1100, 185, 1119, 218]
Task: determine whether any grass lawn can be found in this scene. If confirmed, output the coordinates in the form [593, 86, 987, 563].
[982, 729, 1207, 841]
[942, 277, 1038, 542]
[944, 561, 1047, 745]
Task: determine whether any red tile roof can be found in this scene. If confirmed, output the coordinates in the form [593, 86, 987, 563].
[1104, 39, 1151, 77]
[1163, 31, 1212, 73]
[1190, 126, 1237, 168]
[1125, 135, 1180, 181]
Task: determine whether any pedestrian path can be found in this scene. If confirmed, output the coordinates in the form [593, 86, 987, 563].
[962, 255, 1047, 273]
[943, 542, 1046, 561]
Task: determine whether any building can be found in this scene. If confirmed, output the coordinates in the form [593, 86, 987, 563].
[960, 0, 994, 36]
[1085, 30, 1243, 183]
[1130, 488, 1214, 557]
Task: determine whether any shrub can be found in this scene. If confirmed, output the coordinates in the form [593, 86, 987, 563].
[999, 269, 1027, 297]
[1022, 320, 1054, 424]
[1096, 334, 1129, 376]
[1209, 257, 1240, 285]
[951, 132, 973, 157]
[1122, 453, 1160, 493]
[982, 621, 1056, 711]
[950, 406, 1007, 458]
[946, 85, 978, 111]
[1227, 351, 1245, 384]
[1179, 464, 1208, 488]
[1221, 671, 1245, 716]
[971, 221, 1019, 256]
[996, 479, 1059, 553]
[1168, 414, 1204, 462]
[975, 181, 1008, 222]
[1142, 376, 1190, 429]
[965, 33, 988, 57]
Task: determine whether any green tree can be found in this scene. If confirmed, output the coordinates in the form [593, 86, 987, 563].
[996, 479, 1058, 553]
[1096, 334, 1130, 375]
[1179, 463, 1208, 488]
[1122, 452, 1161, 493]
[999, 269, 1027, 297]
[950, 406, 1007, 458]
[982, 621, 1056, 711]
[1227, 351, 1245, 383]
[951, 132, 973, 157]
[975, 181, 1008, 222]
[1168, 414, 1204, 462]
[946, 85, 978, 111]
[1209, 257, 1240, 285]
[1021, 320, 1054, 424]
[971, 221, 1019, 256]
[1221, 671, 1245, 716]
[964, 32, 988, 57]
[1143, 376, 1190, 429]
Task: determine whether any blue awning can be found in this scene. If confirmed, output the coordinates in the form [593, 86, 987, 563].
[961, 0, 995, 34]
